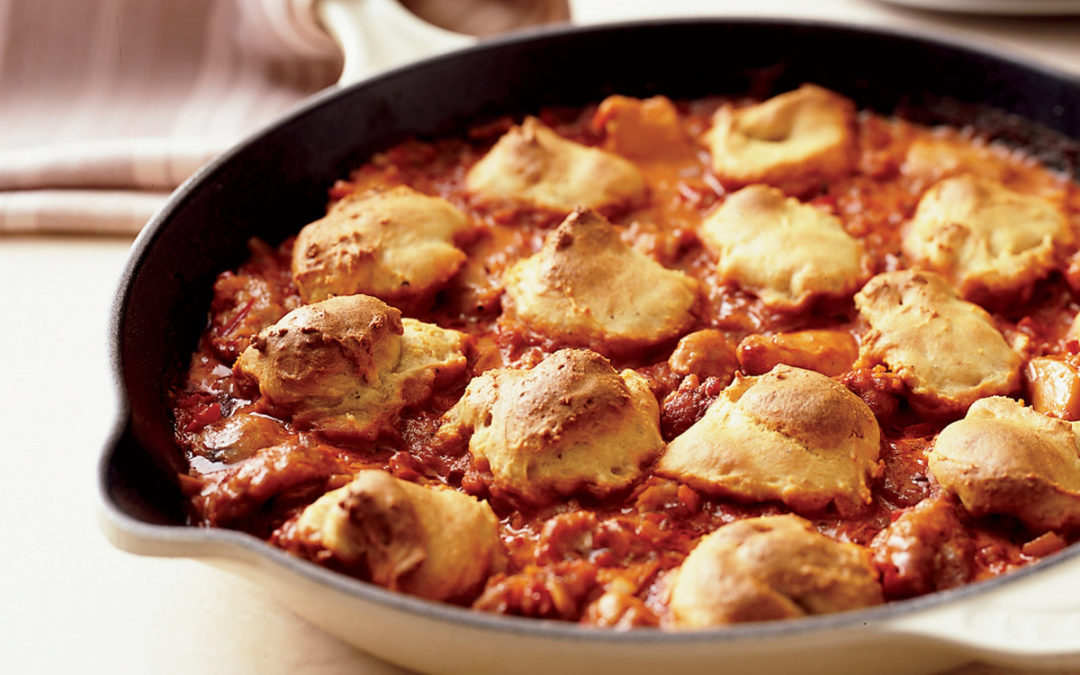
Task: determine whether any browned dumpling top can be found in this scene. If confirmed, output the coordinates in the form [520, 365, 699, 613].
[701, 184, 867, 309]
[854, 270, 1021, 415]
[657, 365, 881, 517]
[669, 515, 883, 627]
[465, 116, 646, 213]
[705, 84, 856, 193]
[292, 185, 476, 305]
[438, 349, 664, 503]
[929, 396, 1080, 532]
[235, 294, 466, 441]
[902, 175, 1071, 303]
[503, 208, 698, 355]
[293, 470, 502, 601]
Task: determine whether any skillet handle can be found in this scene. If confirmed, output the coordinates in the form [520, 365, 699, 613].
[879, 553, 1080, 669]
[313, 0, 474, 84]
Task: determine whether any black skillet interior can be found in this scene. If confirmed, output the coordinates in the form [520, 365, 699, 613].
[105, 19, 1080, 527]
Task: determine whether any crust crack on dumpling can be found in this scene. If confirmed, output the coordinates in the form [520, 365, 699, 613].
[669, 515, 883, 627]
[503, 208, 698, 354]
[928, 396, 1080, 532]
[701, 184, 867, 309]
[291, 470, 503, 601]
[235, 294, 467, 441]
[657, 365, 881, 517]
[291, 185, 476, 304]
[704, 84, 856, 192]
[438, 349, 665, 503]
[902, 175, 1071, 303]
[465, 116, 646, 213]
[854, 270, 1021, 415]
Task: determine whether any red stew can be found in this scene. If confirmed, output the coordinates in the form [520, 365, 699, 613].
[173, 94, 1080, 627]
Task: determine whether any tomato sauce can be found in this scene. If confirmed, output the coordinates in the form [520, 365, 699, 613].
[173, 94, 1080, 626]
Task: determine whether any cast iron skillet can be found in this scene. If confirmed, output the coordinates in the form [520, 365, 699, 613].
[99, 18, 1080, 675]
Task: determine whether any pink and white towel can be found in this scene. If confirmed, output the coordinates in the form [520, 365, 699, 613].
[0, 0, 341, 234]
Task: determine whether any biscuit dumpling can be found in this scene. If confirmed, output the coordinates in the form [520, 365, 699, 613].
[503, 208, 698, 355]
[854, 270, 1021, 415]
[293, 470, 502, 601]
[669, 515, 883, 627]
[928, 396, 1080, 532]
[705, 85, 856, 193]
[439, 349, 664, 503]
[292, 185, 476, 305]
[902, 175, 1071, 303]
[465, 116, 646, 213]
[235, 294, 466, 441]
[657, 365, 881, 517]
[701, 184, 867, 309]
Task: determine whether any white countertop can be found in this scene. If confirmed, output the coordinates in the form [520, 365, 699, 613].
[3, 1, 1079, 673]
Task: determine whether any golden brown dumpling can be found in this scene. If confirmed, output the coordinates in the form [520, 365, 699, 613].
[705, 85, 856, 192]
[465, 116, 646, 212]
[235, 294, 466, 441]
[294, 470, 502, 601]
[701, 184, 867, 309]
[503, 208, 698, 355]
[902, 175, 1071, 303]
[669, 515, 882, 627]
[854, 270, 1021, 415]
[657, 365, 881, 517]
[292, 185, 476, 305]
[439, 349, 664, 503]
[928, 396, 1080, 532]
